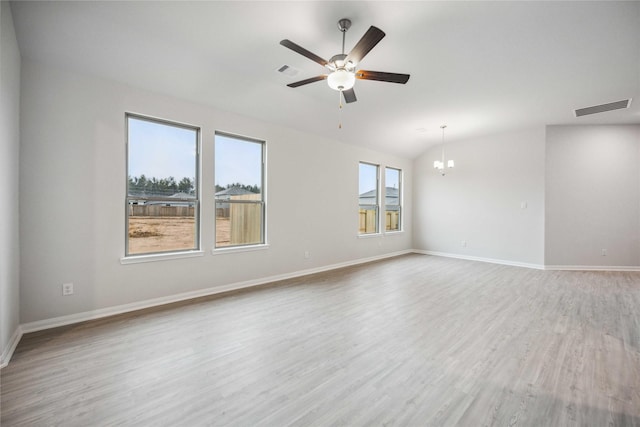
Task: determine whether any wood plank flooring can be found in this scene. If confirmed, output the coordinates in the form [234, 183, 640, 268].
[2, 254, 640, 426]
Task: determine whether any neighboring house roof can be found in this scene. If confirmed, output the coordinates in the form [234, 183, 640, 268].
[169, 192, 195, 199]
[129, 191, 194, 199]
[359, 187, 400, 207]
[215, 186, 253, 197]
[128, 191, 195, 207]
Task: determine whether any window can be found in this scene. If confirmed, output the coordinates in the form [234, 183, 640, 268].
[385, 167, 402, 231]
[359, 162, 379, 234]
[214, 132, 265, 248]
[125, 114, 199, 256]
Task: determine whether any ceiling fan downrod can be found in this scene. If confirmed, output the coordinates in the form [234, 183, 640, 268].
[338, 18, 351, 55]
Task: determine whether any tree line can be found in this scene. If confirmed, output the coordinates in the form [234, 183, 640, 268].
[129, 175, 194, 196]
[129, 175, 260, 196]
[215, 183, 260, 194]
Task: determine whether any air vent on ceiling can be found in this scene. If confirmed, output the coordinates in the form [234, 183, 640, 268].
[276, 64, 300, 77]
[574, 99, 632, 117]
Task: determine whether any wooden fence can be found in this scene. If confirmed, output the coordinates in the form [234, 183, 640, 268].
[129, 205, 194, 217]
[386, 211, 400, 231]
[359, 209, 399, 233]
[227, 194, 262, 245]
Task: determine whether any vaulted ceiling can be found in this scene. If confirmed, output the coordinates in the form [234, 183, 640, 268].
[10, 1, 640, 158]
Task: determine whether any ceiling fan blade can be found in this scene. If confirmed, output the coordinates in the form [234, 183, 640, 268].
[287, 75, 328, 88]
[345, 26, 386, 65]
[356, 70, 410, 84]
[280, 39, 329, 67]
[342, 88, 357, 103]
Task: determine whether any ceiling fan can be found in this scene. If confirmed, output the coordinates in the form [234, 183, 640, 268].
[280, 18, 410, 104]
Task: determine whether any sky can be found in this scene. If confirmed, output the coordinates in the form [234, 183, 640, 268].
[386, 167, 400, 190]
[215, 134, 262, 188]
[128, 117, 197, 181]
[359, 164, 400, 195]
[359, 163, 378, 195]
[128, 117, 263, 188]
[129, 117, 396, 194]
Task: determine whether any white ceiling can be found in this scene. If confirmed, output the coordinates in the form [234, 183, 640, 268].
[10, 1, 640, 158]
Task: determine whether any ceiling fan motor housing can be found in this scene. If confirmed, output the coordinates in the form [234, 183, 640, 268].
[329, 54, 354, 70]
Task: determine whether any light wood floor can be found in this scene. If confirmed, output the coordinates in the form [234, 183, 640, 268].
[2, 254, 640, 426]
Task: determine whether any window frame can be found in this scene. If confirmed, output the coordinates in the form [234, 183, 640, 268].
[124, 113, 201, 258]
[214, 131, 266, 250]
[384, 166, 403, 233]
[358, 161, 380, 236]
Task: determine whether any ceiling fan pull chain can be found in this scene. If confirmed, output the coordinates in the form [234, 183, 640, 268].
[338, 90, 343, 129]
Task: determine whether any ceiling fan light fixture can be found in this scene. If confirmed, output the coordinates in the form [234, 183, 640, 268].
[327, 69, 355, 91]
[280, 19, 409, 104]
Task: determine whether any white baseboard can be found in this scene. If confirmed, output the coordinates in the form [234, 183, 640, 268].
[1, 325, 23, 369]
[414, 250, 640, 272]
[544, 265, 640, 271]
[20, 250, 413, 335]
[413, 250, 546, 270]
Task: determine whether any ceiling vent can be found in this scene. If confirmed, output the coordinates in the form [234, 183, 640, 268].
[276, 65, 300, 78]
[574, 99, 632, 117]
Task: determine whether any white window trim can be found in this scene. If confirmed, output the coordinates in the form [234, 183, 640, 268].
[359, 161, 381, 235]
[357, 232, 383, 239]
[384, 230, 405, 235]
[212, 243, 270, 255]
[124, 113, 201, 259]
[120, 250, 205, 265]
[214, 131, 267, 249]
[384, 166, 403, 234]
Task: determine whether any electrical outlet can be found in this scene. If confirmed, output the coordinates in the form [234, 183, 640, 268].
[461, 240, 467, 247]
[62, 283, 74, 296]
[601, 249, 607, 257]
[304, 251, 310, 259]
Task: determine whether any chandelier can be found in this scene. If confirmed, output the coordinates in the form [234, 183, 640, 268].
[433, 125, 454, 176]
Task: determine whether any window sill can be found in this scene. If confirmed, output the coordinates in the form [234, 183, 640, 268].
[120, 250, 205, 265]
[358, 233, 382, 239]
[212, 244, 270, 255]
[358, 230, 404, 239]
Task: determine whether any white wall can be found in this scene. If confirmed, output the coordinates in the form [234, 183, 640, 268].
[545, 125, 640, 267]
[0, 1, 21, 364]
[413, 127, 545, 267]
[18, 59, 412, 324]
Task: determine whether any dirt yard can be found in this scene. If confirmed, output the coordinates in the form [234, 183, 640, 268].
[128, 217, 230, 254]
